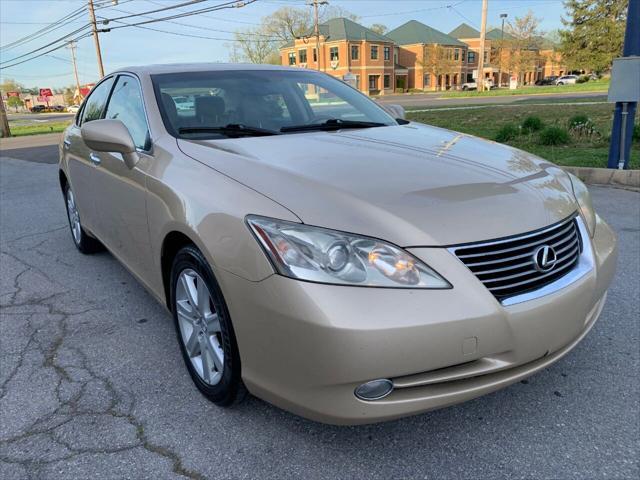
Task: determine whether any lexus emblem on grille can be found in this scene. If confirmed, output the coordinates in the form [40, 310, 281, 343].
[532, 245, 557, 272]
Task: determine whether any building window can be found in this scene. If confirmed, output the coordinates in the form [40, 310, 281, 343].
[369, 75, 379, 91]
[371, 45, 378, 60]
[298, 49, 307, 64]
[313, 48, 317, 62]
[424, 74, 431, 87]
[330, 47, 339, 61]
[467, 51, 476, 63]
[483, 50, 488, 63]
[383, 75, 391, 89]
[384, 46, 391, 61]
[351, 45, 359, 60]
[454, 49, 459, 61]
[288, 52, 296, 65]
[355, 75, 360, 89]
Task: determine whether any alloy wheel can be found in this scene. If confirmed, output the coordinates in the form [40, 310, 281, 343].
[66, 188, 82, 245]
[175, 269, 225, 385]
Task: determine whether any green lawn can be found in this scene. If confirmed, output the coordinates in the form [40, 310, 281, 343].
[8, 121, 71, 137]
[406, 102, 639, 169]
[441, 79, 609, 98]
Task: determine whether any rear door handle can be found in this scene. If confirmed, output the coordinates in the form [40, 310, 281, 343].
[63, 139, 71, 149]
[89, 153, 101, 165]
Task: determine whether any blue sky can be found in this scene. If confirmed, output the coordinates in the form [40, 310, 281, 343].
[0, 0, 568, 89]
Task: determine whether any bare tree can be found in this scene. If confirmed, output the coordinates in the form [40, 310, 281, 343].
[369, 24, 388, 35]
[420, 45, 460, 90]
[506, 11, 544, 84]
[229, 6, 358, 64]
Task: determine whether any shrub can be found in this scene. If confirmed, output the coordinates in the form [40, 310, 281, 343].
[576, 75, 590, 84]
[633, 123, 639, 142]
[521, 116, 544, 133]
[568, 114, 590, 129]
[495, 124, 519, 143]
[539, 126, 570, 145]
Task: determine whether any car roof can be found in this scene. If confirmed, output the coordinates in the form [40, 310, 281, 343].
[112, 63, 305, 76]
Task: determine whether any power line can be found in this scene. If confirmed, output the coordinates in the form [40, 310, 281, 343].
[144, 0, 261, 25]
[0, 25, 92, 66]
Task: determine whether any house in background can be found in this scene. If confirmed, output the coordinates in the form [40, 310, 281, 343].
[279, 17, 396, 96]
[387, 20, 468, 91]
[278, 18, 568, 94]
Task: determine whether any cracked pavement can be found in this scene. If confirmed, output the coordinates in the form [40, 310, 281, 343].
[1, 152, 638, 479]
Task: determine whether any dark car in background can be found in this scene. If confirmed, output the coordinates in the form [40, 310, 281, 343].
[30, 105, 46, 113]
[535, 76, 559, 86]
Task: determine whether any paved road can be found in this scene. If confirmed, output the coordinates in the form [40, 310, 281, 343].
[1, 148, 638, 479]
[376, 90, 607, 108]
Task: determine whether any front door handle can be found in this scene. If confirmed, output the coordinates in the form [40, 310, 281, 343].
[63, 139, 71, 149]
[89, 152, 101, 165]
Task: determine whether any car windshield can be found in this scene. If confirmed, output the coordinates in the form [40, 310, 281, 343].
[152, 69, 397, 139]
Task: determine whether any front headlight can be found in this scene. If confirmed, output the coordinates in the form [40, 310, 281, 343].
[568, 173, 596, 237]
[247, 216, 451, 289]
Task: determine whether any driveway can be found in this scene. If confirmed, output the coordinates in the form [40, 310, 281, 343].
[0, 147, 638, 479]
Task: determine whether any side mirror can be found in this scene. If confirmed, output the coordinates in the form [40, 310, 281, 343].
[380, 103, 406, 120]
[81, 119, 139, 169]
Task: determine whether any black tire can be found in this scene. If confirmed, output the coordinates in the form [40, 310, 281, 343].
[170, 245, 247, 406]
[462, 86, 468, 91]
[63, 183, 104, 254]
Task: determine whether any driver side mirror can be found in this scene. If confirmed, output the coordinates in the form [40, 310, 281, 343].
[81, 119, 139, 169]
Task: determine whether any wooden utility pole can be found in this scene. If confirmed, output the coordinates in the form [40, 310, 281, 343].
[0, 92, 11, 138]
[309, 0, 328, 71]
[66, 41, 83, 103]
[88, 0, 105, 78]
[477, 0, 488, 92]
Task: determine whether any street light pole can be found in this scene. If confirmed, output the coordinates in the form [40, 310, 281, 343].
[498, 13, 507, 88]
[88, 0, 105, 78]
[66, 41, 83, 103]
[308, 0, 328, 71]
[477, 0, 488, 92]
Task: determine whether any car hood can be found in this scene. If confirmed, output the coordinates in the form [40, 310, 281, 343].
[177, 123, 577, 246]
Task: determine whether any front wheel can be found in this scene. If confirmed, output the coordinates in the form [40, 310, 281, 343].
[170, 245, 246, 406]
[64, 183, 103, 254]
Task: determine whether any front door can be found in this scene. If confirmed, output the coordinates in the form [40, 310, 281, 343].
[65, 76, 115, 234]
[91, 74, 154, 280]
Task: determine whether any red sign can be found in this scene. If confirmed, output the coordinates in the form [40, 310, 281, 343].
[6, 91, 20, 98]
[39, 88, 53, 97]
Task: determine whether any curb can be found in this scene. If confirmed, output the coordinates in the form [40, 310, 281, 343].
[562, 166, 640, 191]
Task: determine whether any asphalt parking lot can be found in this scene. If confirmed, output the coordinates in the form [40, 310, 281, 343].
[0, 150, 638, 479]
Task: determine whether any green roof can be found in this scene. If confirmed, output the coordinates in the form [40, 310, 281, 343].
[318, 17, 394, 43]
[387, 20, 466, 46]
[449, 23, 480, 39]
[486, 28, 516, 41]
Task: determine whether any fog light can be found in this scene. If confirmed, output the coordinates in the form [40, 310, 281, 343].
[354, 379, 394, 401]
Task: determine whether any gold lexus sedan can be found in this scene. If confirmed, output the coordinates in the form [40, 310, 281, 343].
[58, 64, 617, 425]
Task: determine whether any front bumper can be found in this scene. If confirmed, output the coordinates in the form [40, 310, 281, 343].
[219, 215, 617, 425]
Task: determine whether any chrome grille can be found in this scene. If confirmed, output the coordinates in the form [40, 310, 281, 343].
[451, 215, 582, 302]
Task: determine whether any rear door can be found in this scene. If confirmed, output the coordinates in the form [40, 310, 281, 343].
[90, 74, 154, 280]
[63, 76, 115, 235]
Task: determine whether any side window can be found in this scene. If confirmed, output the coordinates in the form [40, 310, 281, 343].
[104, 76, 149, 150]
[80, 77, 114, 124]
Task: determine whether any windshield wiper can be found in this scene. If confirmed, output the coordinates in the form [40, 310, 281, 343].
[280, 119, 386, 133]
[178, 124, 280, 137]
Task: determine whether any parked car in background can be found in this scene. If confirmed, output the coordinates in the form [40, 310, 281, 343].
[173, 96, 195, 111]
[30, 105, 46, 113]
[67, 105, 81, 114]
[555, 75, 578, 85]
[52, 105, 66, 112]
[535, 76, 558, 86]
[461, 78, 494, 90]
[59, 64, 617, 425]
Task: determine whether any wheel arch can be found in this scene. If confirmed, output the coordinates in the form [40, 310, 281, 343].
[59, 169, 68, 194]
[160, 230, 199, 309]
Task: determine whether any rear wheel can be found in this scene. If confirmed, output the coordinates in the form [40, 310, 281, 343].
[64, 183, 103, 254]
[170, 245, 246, 406]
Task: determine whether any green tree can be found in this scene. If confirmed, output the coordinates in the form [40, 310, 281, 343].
[7, 96, 24, 112]
[506, 11, 544, 84]
[559, 0, 627, 73]
[0, 78, 23, 94]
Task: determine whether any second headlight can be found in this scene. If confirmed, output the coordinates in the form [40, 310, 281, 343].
[247, 215, 451, 289]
